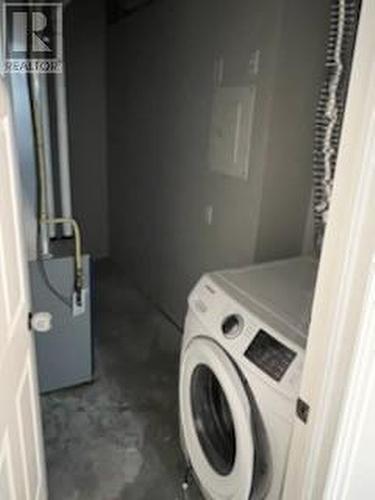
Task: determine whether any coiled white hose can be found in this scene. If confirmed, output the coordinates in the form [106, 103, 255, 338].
[312, 0, 358, 253]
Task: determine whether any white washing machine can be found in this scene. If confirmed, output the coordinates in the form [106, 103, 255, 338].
[179, 257, 318, 500]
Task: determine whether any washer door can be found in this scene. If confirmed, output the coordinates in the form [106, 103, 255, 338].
[180, 337, 270, 500]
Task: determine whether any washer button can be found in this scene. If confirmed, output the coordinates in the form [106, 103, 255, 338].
[195, 300, 207, 313]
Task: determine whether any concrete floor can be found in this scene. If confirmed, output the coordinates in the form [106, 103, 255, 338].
[41, 260, 203, 500]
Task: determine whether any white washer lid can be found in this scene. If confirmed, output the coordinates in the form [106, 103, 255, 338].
[213, 257, 318, 346]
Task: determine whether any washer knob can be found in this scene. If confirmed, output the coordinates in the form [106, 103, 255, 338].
[29, 312, 52, 333]
[222, 314, 243, 338]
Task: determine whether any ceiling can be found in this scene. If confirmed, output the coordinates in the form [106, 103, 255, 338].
[107, 0, 157, 24]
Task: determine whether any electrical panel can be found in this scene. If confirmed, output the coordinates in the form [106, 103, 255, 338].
[209, 86, 256, 181]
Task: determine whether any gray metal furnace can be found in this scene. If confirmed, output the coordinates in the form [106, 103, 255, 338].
[29, 252, 93, 394]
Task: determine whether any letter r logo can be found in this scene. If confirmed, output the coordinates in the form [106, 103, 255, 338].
[31, 11, 52, 52]
[12, 11, 52, 52]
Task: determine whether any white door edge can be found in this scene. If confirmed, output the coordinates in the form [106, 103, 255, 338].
[0, 75, 47, 499]
[324, 255, 375, 499]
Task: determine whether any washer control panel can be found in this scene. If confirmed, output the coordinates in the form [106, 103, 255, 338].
[244, 329, 297, 382]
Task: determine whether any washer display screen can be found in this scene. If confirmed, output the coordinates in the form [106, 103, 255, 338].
[245, 330, 296, 381]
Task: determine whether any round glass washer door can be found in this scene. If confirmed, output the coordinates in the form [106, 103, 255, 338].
[179, 337, 255, 500]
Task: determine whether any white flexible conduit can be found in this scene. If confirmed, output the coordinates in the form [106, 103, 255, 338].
[313, 0, 359, 254]
[39, 73, 56, 238]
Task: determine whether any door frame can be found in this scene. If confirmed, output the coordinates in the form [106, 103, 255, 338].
[283, 0, 375, 497]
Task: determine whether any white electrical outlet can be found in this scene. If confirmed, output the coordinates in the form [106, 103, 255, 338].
[72, 288, 88, 317]
[213, 55, 224, 87]
[249, 49, 260, 76]
[205, 205, 214, 226]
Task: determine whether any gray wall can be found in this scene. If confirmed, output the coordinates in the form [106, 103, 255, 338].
[108, 0, 329, 324]
[65, 0, 109, 258]
[254, 0, 330, 261]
